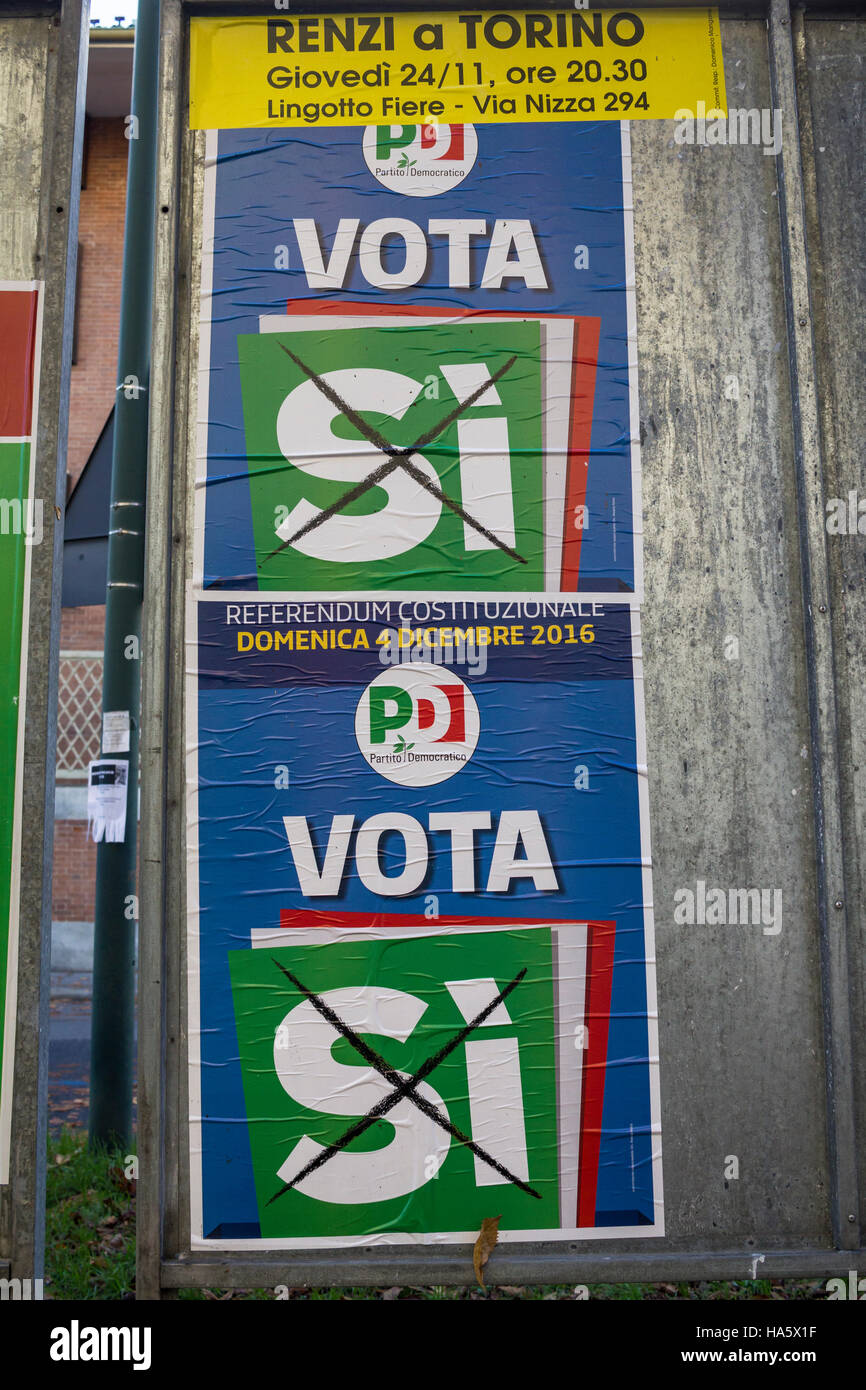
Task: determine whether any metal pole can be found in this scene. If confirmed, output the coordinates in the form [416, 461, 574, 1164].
[89, 0, 161, 1151]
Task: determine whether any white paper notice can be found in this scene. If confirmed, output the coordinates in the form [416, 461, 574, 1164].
[102, 709, 131, 754]
[87, 760, 129, 842]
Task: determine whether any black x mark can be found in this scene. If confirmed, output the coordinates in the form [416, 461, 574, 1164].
[267, 959, 541, 1206]
[259, 342, 527, 568]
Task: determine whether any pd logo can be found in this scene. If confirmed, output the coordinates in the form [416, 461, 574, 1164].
[363, 123, 478, 196]
[355, 663, 480, 786]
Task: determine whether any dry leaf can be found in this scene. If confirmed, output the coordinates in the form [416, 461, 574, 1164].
[54, 1153, 72, 1166]
[110, 1166, 136, 1196]
[473, 1215, 501, 1288]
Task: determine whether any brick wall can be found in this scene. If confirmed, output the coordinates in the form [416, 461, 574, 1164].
[52, 821, 97, 922]
[60, 603, 105, 651]
[52, 825, 140, 924]
[54, 116, 128, 928]
[66, 115, 128, 492]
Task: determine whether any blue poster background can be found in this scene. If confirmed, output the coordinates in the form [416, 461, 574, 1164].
[203, 121, 635, 592]
[195, 600, 655, 1237]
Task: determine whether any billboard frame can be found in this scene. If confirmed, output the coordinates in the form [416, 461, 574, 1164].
[138, 0, 864, 1297]
[0, 0, 89, 1289]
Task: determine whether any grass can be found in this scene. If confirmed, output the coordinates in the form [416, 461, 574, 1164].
[46, 1128, 136, 1301]
[45, 1130, 826, 1301]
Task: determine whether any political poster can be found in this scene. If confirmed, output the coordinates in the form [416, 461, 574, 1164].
[0, 282, 43, 1184]
[184, 8, 685, 1256]
[187, 598, 661, 1244]
[196, 117, 642, 596]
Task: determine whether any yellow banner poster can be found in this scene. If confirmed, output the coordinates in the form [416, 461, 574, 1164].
[190, 8, 725, 130]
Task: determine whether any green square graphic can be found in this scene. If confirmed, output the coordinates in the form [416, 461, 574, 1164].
[237, 320, 545, 591]
[228, 929, 560, 1239]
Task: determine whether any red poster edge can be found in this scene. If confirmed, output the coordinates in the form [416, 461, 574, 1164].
[0, 288, 40, 438]
[560, 315, 601, 591]
[575, 917, 617, 1228]
[279, 908, 607, 932]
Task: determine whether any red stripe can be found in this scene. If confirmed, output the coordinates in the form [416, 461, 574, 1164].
[285, 299, 476, 318]
[0, 289, 39, 437]
[279, 908, 588, 930]
[560, 316, 601, 591]
[576, 918, 617, 1227]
